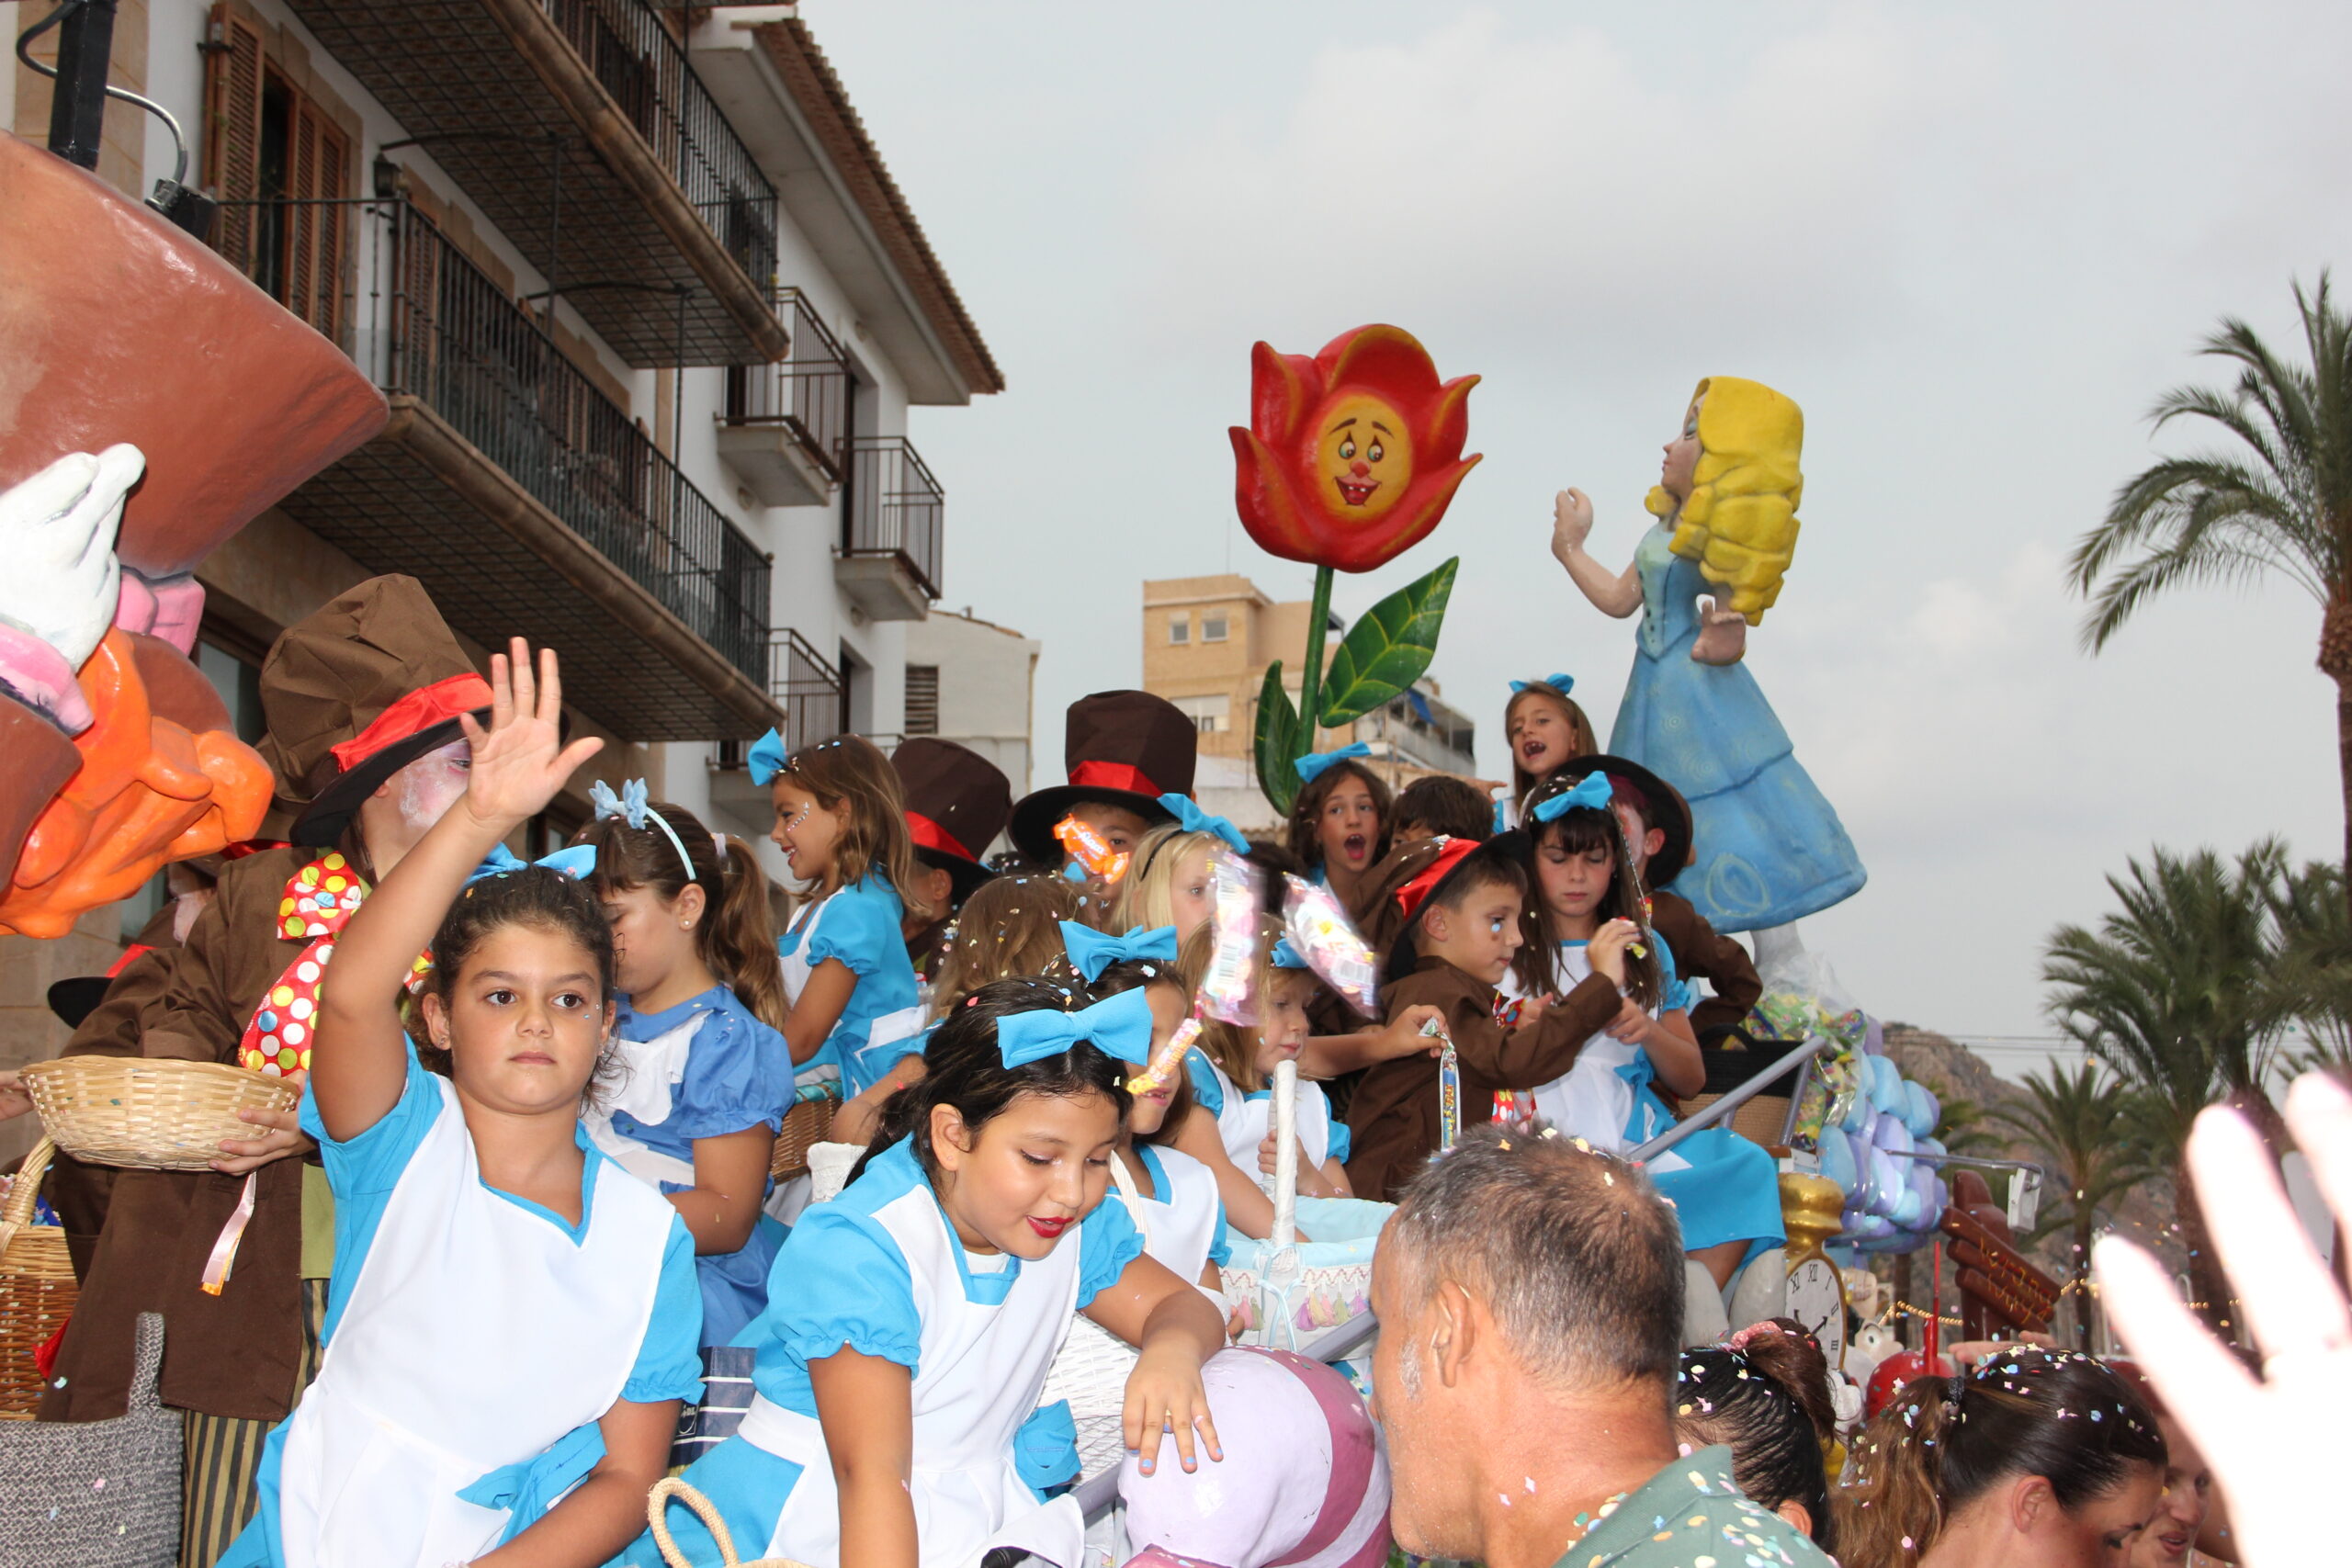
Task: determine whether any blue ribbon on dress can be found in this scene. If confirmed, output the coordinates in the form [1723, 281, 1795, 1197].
[466, 843, 600, 885]
[995, 987, 1154, 1067]
[1014, 1399, 1082, 1494]
[589, 777, 696, 880]
[1060, 921, 1178, 983]
[1510, 672, 1576, 697]
[1293, 741, 1371, 784]
[746, 728, 788, 786]
[1157, 792, 1250, 853]
[1532, 772, 1613, 821]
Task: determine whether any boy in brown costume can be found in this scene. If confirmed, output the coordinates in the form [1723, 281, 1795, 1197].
[27, 576, 491, 1565]
[1343, 834, 1622, 1202]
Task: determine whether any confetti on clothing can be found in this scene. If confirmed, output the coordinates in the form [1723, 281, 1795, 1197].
[1548, 1444, 1832, 1566]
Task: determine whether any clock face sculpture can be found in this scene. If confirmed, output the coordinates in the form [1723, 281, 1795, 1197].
[1786, 1256, 1847, 1371]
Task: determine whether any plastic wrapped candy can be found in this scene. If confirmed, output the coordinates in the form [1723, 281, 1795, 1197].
[1127, 1013, 1204, 1096]
[1281, 874, 1379, 1017]
[1199, 848, 1262, 1026]
[1053, 813, 1131, 885]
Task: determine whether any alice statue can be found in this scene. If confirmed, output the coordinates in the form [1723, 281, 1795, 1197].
[1549, 376, 1864, 937]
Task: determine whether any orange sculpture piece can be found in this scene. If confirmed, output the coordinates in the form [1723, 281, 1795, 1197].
[1227, 323, 1481, 573]
[0, 630, 271, 937]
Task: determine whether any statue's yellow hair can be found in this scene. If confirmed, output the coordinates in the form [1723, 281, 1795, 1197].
[1643, 376, 1804, 624]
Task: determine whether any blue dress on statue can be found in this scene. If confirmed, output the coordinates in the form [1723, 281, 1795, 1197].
[1610, 524, 1865, 931]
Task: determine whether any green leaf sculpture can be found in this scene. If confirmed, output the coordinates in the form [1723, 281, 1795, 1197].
[1254, 660, 1301, 818]
[1316, 556, 1460, 728]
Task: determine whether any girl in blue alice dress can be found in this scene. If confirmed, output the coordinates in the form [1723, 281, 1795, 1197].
[624, 977, 1228, 1568]
[749, 734, 927, 1118]
[1498, 770, 1784, 1290]
[573, 781, 796, 1346]
[223, 643, 704, 1568]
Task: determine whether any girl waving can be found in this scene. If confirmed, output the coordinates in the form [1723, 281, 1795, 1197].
[223, 642, 702, 1568]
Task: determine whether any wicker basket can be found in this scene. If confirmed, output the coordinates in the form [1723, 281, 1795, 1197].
[22, 1057, 300, 1173]
[0, 1139, 77, 1419]
[769, 1083, 839, 1182]
[646, 1476, 813, 1568]
[1679, 1089, 1794, 1150]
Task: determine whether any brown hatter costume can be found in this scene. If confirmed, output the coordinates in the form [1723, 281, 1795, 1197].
[40, 577, 488, 1562]
[1341, 837, 1621, 1202]
[891, 738, 1012, 976]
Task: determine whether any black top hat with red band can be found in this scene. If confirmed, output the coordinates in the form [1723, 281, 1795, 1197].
[892, 738, 1012, 908]
[256, 576, 495, 848]
[1532, 754, 1693, 888]
[1008, 690, 1198, 864]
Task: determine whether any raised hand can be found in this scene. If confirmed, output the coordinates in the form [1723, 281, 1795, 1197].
[458, 638, 605, 830]
[1551, 488, 1596, 562]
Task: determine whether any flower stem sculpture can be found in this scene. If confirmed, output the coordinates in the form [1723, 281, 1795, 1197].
[1228, 324, 1479, 813]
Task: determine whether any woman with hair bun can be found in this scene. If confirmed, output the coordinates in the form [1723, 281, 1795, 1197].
[1675, 1319, 1838, 1550]
[1834, 1348, 2167, 1568]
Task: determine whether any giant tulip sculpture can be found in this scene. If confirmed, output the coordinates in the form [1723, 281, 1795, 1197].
[1229, 325, 1479, 814]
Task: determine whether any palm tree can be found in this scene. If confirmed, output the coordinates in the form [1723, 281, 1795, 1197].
[2269, 858, 2352, 1072]
[2041, 842, 2294, 1327]
[2069, 275, 2352, 908]
[1985, 1062, 2154, 1349]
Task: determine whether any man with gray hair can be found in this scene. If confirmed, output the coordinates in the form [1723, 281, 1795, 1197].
[1369, 1125, 1832, 1568]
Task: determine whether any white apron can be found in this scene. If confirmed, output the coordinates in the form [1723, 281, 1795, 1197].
[1207, 1058, 1338, 1198]
[272, 1077, 673, 1567]
[1122, 1145, 1222, 1286]
[737, 1180, 1091, 1568]
[1499, 946, 1690, 1176]
[582, 1010, 707, 1187]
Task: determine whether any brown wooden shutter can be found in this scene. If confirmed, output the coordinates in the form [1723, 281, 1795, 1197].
[284, 98, 349, 339]
[202, 4, 265, 273]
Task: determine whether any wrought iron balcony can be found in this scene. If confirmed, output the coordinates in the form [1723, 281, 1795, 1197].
[243, 196, 779, 739]
[718, 288, 850, 506]
[715, 629, 846, 773]
[838, 436, 943, 622]
[283, 0, 786, 367]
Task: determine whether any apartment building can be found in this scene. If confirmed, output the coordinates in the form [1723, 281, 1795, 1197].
[0, 1, 1004, 1103]
[1140, 574, 1479, 832]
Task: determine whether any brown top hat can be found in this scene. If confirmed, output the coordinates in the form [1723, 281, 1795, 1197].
[1532, 754, 1694, 888]
[260, 576, 492, 847]
[1008, 691, 1198, 863]
[892, 738, 1012, 906]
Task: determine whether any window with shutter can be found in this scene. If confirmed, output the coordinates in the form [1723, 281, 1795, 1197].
[285, 98, 349, 341]
[904, 666, 939, 737]
[202, 4, 265, 274]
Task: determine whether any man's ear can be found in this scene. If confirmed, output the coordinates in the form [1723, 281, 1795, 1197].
[1430, 1278, 1478, 1389]
[2010, 1473, 2057, 1536]
[930, 1102, 972, 1173]
[1774, 1500, 1813, 1539]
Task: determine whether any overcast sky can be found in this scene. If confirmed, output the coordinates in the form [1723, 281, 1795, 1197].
[808, 0, 2351, 1044]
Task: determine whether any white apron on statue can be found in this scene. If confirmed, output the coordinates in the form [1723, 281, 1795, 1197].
[737, 1178, 1090, 1568]
[271, 1077, 673, 1567]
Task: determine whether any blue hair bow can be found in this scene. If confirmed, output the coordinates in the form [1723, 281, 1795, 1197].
[468, 842, 600, 885]
[1510, 673, 1576, 697]
[1272, 935, 1310, 970]
[1293, 741, 1371, 785]
[1060, 921, 1178, 984]
[747, 728, 788, 786]
[1532, 771, 1613, 822]
[1157, 792, 1249, 854]
[996, 987, 1155, 1068]
[590, 776, 695, 879]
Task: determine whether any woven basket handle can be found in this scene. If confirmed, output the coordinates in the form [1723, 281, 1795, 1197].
[646, 1475, 818, 1568]
[0, 1136, 57, 1255]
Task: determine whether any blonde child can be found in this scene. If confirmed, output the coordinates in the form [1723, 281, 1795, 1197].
[1109, 792, 1250, 942]
[829, 872, 1083, 1146]
[1500, 673, 1599, 829]
[752, 734, 928, 1111]
[628, 978, 1227, 1568]
[222, 644, 701, 1568]
[573, 783, 795, 1346]
[1503, 767, 1784, 1288]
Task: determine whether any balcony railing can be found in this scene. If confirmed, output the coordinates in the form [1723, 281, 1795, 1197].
[282, 0, 784, 365]
[717, 630, 845, 769]
[724, 288, 850, 481]
[540, 0, 777, 287]
[843, 436, 944, 602]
